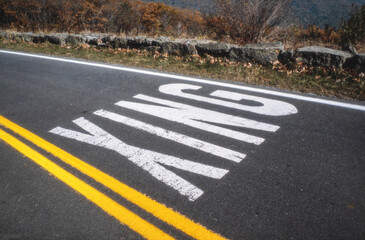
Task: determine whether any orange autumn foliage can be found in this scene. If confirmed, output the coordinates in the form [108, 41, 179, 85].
[0, 0, 206, 37]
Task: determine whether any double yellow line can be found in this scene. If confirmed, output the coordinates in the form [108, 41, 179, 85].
[0, 115, 227, 240]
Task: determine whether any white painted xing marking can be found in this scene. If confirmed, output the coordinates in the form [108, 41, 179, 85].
[1, 49, 364, 111]
[50, 84, 298, 200]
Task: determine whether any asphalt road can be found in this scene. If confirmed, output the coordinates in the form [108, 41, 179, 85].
[0, 50, 364, 240]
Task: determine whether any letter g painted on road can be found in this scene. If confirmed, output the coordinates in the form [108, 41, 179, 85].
[159, 83, 298, 116]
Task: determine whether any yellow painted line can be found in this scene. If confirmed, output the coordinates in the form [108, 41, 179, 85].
[0, 115, 227, 240]
[0, 128, 174, 240]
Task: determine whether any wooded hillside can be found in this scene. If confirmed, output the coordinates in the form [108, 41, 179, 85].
[0, 0, 364, 49]
[0, 0, 205, 36]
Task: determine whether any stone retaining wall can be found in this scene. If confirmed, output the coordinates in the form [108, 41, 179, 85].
[0, 31, 363, 73]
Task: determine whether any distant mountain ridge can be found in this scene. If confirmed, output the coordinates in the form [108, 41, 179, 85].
[144, 0, 365, 28]
[291, 0, 364, 27]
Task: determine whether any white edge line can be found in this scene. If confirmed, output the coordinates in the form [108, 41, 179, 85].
[1, 49, 364, 111]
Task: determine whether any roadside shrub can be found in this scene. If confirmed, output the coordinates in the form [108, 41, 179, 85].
[289, 25, 341, 47]
[205, 0, 293, 44]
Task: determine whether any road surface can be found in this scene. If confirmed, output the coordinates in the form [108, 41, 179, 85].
[0, 50, 364, 240]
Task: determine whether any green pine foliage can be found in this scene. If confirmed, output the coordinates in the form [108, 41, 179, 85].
[341, 4, 365, 45]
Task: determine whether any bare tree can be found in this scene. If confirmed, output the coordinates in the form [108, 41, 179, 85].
[114, 0, 139, 35]
[212, 0, 293, 43]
